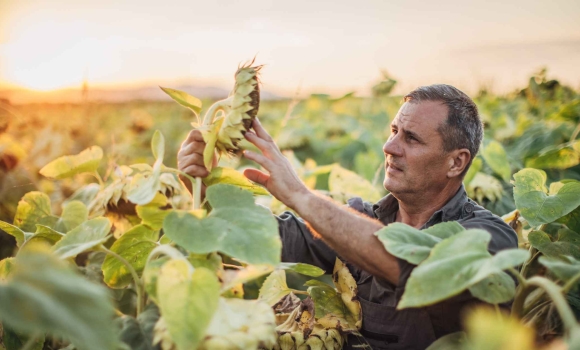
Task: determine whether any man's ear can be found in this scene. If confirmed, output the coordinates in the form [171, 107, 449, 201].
[447, 148, 471, 178]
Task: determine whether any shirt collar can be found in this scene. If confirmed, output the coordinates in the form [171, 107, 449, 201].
[373, 184, 469, 226]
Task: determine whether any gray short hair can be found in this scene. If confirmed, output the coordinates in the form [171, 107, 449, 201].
[404, 84, 483, 176]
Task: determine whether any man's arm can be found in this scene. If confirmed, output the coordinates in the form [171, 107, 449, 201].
[243, 118, 400, 284]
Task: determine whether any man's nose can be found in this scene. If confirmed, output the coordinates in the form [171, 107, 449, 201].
[383, 135, 402, 157]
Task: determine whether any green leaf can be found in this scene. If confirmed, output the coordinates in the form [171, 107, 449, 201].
[160, 87, 202, 115]
[55, 200, 89, 232]
[65, 183, 101, 207]
[151, 130, 165, 163]
[21, 225, 64, 248]
[127, 171, 161, 206]
[163, 184, 281, 265]
[258, 270, 291, 306]
[306, 279, 358, 331]
[376, 222, 464, 265]
[329, 165, 383, 203]
[157, 260, 220, 350]
[143, 257, 168, 304]
[528, 229, 580, 260]
[136, 193, 172, 230]
[39, 146, 103, 179]
[525, 140, 580, 170]
[0, 246, 117, 350]
[13, 191, 52, 233]
[425, 332, 465, 350]
[468, 272, 516, 304]
[117, 303, 159, 350]
[0, 221, 26, 247]
[481, 140, 511, 182]
[187, 252, 223, 272]
[399, 230, 529, 308]
[102, 224, 159, 288]
[558, 205, 580, 233]
[277, 262, 325, 277]
[463, 157, 482, 186]
[52, 218, 112, 259]
[0, 257, 15, 281]
[203, 167, 269, 195]
[539, 256, 580, 282]
[513, 168, 580, 227]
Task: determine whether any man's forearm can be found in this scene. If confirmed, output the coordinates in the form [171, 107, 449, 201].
[292, 192, 400, 284]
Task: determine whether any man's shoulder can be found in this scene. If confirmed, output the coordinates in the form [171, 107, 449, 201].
[457, 200, 519, 253]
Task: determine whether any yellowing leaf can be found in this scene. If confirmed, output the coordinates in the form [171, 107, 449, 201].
[203, 167, 269, 196]
[136, 193, 172, 230]
[481, 140, 511, 182]
[160, 87, 202, 115]
[329, 165, 383, 203]
[39, 146, 103, 179]
[259, 270, 291, 306]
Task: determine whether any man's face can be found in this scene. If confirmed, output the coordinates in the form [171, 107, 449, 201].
[383, 100, 451, 197]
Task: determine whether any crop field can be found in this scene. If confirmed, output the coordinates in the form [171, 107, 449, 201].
[0, 69, 580, 350]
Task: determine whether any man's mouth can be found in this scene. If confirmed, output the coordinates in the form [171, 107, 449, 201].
[386, 161, 403, 173]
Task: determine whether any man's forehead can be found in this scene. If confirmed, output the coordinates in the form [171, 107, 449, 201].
[391, 101, 448, 130]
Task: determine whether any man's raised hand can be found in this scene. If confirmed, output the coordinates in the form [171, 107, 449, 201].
[243, 118, 310, 210]
[177, 130, 216, 194]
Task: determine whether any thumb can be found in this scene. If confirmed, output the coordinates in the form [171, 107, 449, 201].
[243, 168, 270, 187]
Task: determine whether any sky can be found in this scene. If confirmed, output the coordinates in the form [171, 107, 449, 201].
[0, 0, 579, 97]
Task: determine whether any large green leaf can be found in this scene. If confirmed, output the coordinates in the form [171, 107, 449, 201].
[539, 256, 580, 282]
[528, 229, 580, 260]
[203, 167, 269, 195]
[163, 184, 281, 265]
[258, 270, 291, 306]
[136, 193, 172, 230]
[525, 140, 580, 170]
[399, 230, 529, 308]
[160, 87, 202, 115]
[513, 168, 580, 227]
[467, 272, 516, 304]
[481, 140, 511, 182]
[52, 218, 112, 259]
[55, 200, 88, 232]
[0, 246, 117, 350]
[0, 221, 27, 247]
[329, 165, 383, 203]
[157, 259, 220, 350]
[143, 257, 168, 304]
[13, 191, 52, 232]
[39, 146, 103, 179]
[102, 224, 159, 288]
[376, 222, 464, 265]
[558, 205, 580, 233]
[117, 303, 160, 350]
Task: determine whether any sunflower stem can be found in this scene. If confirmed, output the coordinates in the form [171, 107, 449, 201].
[202, 97, 233, 126]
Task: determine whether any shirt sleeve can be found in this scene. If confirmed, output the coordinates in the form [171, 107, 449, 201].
[276, 211, 337, 273]
[458, 209, 519, 253]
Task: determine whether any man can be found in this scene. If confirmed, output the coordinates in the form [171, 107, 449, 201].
[178, 84, 518, 350]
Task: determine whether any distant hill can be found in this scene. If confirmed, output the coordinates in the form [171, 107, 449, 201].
[0, 84, 282, 104]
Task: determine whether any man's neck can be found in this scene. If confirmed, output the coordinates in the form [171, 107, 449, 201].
[394, 182, 462, 228]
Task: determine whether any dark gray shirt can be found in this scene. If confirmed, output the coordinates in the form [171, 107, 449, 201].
[276, 185, 518, 350]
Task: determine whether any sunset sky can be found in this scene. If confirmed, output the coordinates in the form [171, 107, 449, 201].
[1, 0, 579, 97]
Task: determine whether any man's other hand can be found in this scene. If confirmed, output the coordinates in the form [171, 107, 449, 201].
[243, 118, 310, 209]
[177, 130, 216, 194]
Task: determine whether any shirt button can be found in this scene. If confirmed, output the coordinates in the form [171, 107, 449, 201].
[464, 203, 474, 213]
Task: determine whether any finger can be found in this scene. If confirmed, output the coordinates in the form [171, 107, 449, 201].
[251, 118, 273, 142]
[178, 153, 204, 170]
[243, 168, 270, 187]
[243, 150, 274, 171]
[179, 141, 205, 156]
[182, 164, 210, 178]
[185, 129, 204, 143]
